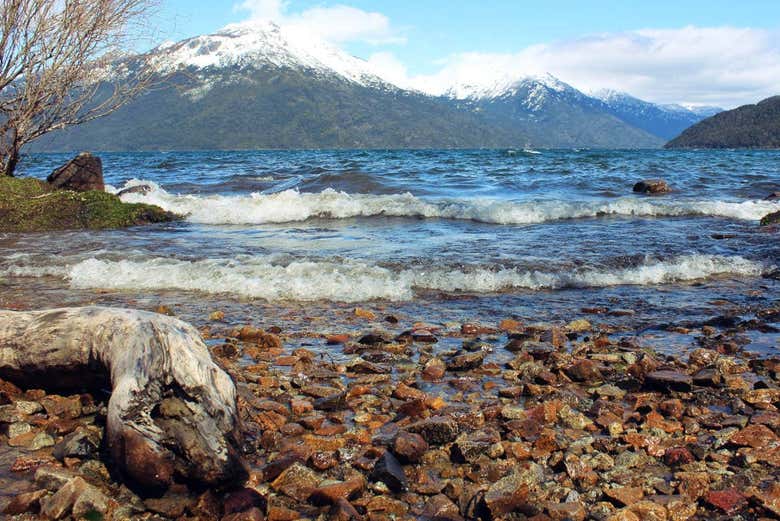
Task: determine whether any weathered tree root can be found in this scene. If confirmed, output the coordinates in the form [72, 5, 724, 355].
[0, 306, 244, 490]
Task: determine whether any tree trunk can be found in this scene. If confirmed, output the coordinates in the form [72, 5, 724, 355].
[0, 306, 245, 491]
[1, 147, 20, 177]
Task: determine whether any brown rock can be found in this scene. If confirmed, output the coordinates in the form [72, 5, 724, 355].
[728, 424, 779, 449]
[365, 496, 409, 517]
[482, 467, 540, 517]
[541, 327, 567, 348]
[605, 486, 644, 507]
[192, 490, 222, 519]
[663, 447, 695, 466]
[422, 358, 446, 381]
[223, 507, 265, 521]
[451, 427, 502, 463]
[658, 399, 685, 419]
[644, 371, 692, 393]
[3, 489, 48, 515]
[675, 472, 709, 501]
[628, 500, 668, 520]
[607, 511, 641, 521]
[224, 488, 265, 515]
[633, 179, 671, 194]
[271, 462, 320, 501]
[330, 498, 363, 521]
[461, 323, 480, 335]
[393, 382, 427, 401]
[327, 334, 351, 345]
[445, 351, 485, 371]
[40, 477, 103, 520]
[421, 494, 464, 521]
[47, 152, 104, 192]
[393, 431, 428, 463]
[704, 488, 747, 514]
[499, 319, 523, 332]
[749, 482, 780, 516]
[309, 477, 365, 505]
[354, 308, 377, 320]
[40, 395, 83, 419]
[565, 359, 603, 383]
[547, 502, 586, 521]
[405, 416, 459, 445]
[145, 492, 193, 518]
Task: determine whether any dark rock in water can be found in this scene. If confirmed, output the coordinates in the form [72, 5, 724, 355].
[405, 416, 459, 445]
[47, 152, 104, 192]
[117, 184, 152, 197]
[766, 192, 780, 200]
[52, 429, 99, 461]
[314, 391, 347, 411]
[633, 179, 670, 194]
[358, 332, 390, 346]
[692, 367, 722, 387]
[761, 210, 780, 226]
[369, 451, 408, 492]
[445, 351, 485, 371]
[645, 370, 693, 392]
[565, 359, 603, 383]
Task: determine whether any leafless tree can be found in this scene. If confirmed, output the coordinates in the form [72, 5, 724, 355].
[0, 0, 158, 176]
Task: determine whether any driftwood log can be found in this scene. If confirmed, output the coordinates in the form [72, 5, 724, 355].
[0, 306, 244, 490]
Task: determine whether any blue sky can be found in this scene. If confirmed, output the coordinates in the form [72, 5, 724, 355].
[153, 1, 780, 107]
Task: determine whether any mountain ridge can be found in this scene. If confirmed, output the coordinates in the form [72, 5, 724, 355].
[666, 96, 780, 149]
[31, 22, 717, 152]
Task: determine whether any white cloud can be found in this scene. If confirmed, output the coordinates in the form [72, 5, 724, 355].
[366, 52, 409, 85]
[403, 26, 780, 108]
[235, 0, 403, 45]
[228, 4, 780, 107]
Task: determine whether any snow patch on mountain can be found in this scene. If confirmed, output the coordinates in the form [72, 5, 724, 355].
[146, 20, 392, 89]
[445, 73, 572, 101]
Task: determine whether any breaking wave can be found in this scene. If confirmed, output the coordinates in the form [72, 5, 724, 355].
[113, 179, 780, 225]
[2, 254, 768, 303]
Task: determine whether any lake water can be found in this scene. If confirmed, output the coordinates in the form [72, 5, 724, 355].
[2, 149, 779, 355]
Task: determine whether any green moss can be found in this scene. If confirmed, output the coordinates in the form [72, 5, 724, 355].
[760, 211, 780, 227]
[0, 176, 179, 232]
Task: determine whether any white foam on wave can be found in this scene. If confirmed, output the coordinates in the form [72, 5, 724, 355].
[116, 179, 780, 225]
[4, 254, 756, 302]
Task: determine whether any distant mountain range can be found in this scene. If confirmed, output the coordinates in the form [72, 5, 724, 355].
[32, 21, 720, 152]
[666, 96, 780, 149]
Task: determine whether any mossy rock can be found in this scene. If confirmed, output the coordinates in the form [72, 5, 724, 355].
[0, 176, 179, 232]
[760, 211, 780, 227]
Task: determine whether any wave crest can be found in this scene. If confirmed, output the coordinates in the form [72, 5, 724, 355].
[0, 254, 764, 303]
[114, 180, 780, 225]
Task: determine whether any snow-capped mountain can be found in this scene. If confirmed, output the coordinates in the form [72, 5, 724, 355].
[445, 73, 572, 101]
[592, 89, 721, 140]
[33, 23, 705, 151]
[147, 21, 392, 90]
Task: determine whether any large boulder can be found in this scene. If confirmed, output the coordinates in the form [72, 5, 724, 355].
[633, 179, 671, 195]
[47, 152, 104, 192]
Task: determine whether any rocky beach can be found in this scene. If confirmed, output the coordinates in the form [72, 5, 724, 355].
[0, 148, 778, 520]
[0, 300, 779, 520]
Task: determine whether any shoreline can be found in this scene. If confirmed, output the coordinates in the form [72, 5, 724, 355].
[1, 300, 778, 520]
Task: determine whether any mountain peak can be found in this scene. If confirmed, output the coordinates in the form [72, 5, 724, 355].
[445, 72, 573, 100]
[146, 20, 390, 89]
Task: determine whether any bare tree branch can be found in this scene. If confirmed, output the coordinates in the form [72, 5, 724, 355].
[0, 0, 158, 176]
